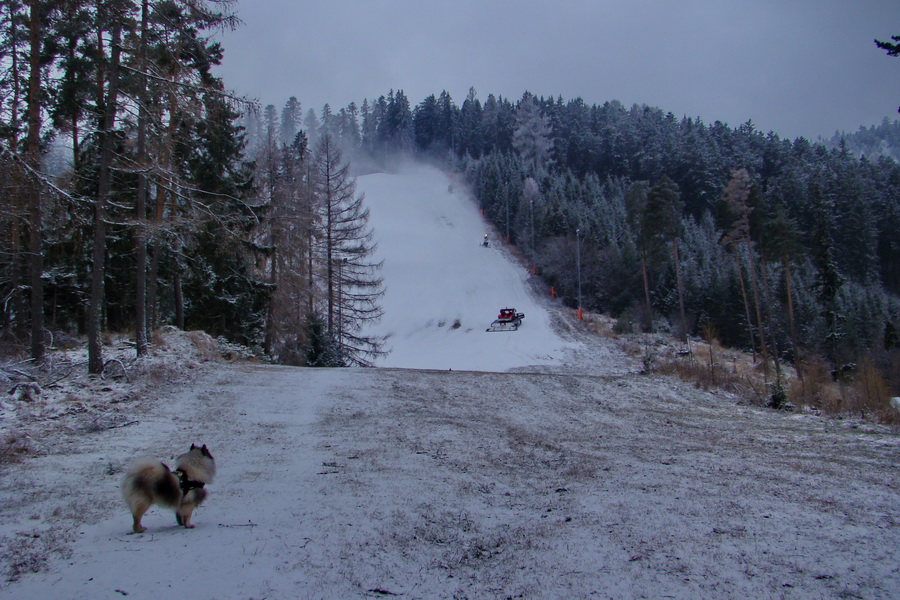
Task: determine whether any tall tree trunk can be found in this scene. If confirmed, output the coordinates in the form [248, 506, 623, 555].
[134, 0, 149, 356]
[88, 15, 123, 375]
[9, 2, 20, 154]
[26, 0, 44, 360]
[733, 251, 757, 363]
[672, 237, 688, 343]
[147, 242, 161, 328]
[63, 0, 80, 169]
[147, 73, 179, 330]
[8, 1, 23, 340]
[324, 150, 335, 335]
[306, 164, 315, 317]
[264, 255, 276, 354]
[173, 266, 184, 329]
[782, 254, 805, 385]
[146, 146, 168, 331]
[783, 255, 799, 364]
[640, 253, 652, 332]
[307, 226, 314, 316]
[745, 240, 768, 378]
[759, 256, 781, 378]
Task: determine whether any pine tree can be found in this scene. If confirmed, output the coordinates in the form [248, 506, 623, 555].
[280, 96, 301, 147]
[312, 134, 384, 365]
[338, 103, 360, 155]
[810, 184, 846, 363]
[721, 168, 765, 360]
[457, 87, 482, 158]
[761, 203, 803, 360]
[304, 107, 319, 146]
[512, 93, 552, 178]
[436, 90, 456, 151]
[262, 129, 312, 363]
[875, 35, 900, 113]
[88, 0, 129, 374]
[647, 176, 688, 342]
[0, 0, 29, 344]
[131, 0, 153, 357]
[625, 180, 654, 330]
[23, 0, 60, 360]
[413, 94, 439, 152]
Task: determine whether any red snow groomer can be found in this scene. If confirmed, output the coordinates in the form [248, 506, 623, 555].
[486, 308, 525, 332]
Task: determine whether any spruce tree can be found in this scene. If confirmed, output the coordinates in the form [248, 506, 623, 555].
[875, 35, 900, 113]
[312, 134, 384, 366]
[625, 180, 654, 330]
[280, 96, 301, 147]
[513, 93, 552, 178]
[647, 176, 688, 342]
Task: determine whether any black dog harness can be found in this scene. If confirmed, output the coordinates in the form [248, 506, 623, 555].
[174, 468, 205, 495]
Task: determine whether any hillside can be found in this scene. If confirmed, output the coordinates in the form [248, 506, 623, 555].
[0, 166, 898, 599]
[357, 163, 581, 372]
[824, 118, 900, 163]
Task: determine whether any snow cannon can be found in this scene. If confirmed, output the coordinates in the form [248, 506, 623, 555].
[486, 308, 525, 332]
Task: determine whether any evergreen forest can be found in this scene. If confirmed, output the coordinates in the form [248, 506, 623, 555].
[2, 2, 899, 402]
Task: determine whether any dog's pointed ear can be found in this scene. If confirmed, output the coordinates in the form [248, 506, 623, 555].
[201, 444, 211, 457]
[191, 443, 197, 450]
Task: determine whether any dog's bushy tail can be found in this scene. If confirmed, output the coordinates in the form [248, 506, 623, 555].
[122, 459, 181, 508]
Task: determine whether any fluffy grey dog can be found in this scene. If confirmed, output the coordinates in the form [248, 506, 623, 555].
[122, 444, 216, 533]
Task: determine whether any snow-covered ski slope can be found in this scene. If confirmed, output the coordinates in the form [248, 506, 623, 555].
[357, 163, 578, 371]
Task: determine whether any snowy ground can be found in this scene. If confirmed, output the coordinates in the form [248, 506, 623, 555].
[357, 163, 580, 371]
[0, 165, 898, 599]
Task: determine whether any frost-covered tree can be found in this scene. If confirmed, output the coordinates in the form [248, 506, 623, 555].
[761, 203, 803, 359]
[721, 169, 766, 359]
[280, 96, 301, 147]
[513, 93, 552, 178]
[809, 184, 846, 362]
[457, 87, 482, 158]
[377, 89, 413, 157]
[647, 176, 688, 341]
[261, 131, 313, 363]
[338, 102, 360, 155]
[304, 107, 319, 146]
[625, 180, 656, 330]
[312, 134, 384, 366]
[413, 94, 440, 153]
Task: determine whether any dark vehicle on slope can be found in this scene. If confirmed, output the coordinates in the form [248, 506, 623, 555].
[486, 308, 525, 332]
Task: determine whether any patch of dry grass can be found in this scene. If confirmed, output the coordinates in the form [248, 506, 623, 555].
[599, 309, 899, 426]
[1, 525, 75, 582]
[0, 430, 35, 464]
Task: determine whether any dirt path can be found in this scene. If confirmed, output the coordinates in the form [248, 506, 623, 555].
[1, 361, 898, 599]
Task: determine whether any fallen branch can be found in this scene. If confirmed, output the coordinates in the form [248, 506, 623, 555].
[11, 369, 38, 382]
[43, 366, 78, 389]
[101, 359, 130, 382]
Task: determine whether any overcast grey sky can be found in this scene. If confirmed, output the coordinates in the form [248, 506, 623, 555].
[214, 0, 900, 140]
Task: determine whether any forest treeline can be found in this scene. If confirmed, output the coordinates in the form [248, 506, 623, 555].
[247, 85, 900, 395]
[825, 118, 900, 163]
[0, 0, 382, 369]
[2, 2, 899, 395]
